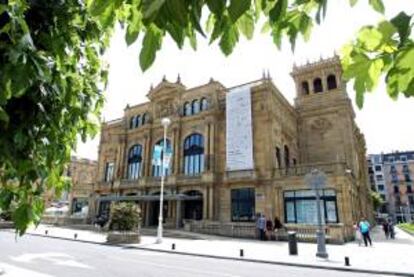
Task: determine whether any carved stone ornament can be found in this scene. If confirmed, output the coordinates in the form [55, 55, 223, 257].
[157, 100, 174, 118]
[310, 117, 332, 139]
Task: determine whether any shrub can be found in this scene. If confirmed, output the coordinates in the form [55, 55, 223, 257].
[108, 203, 141, 232]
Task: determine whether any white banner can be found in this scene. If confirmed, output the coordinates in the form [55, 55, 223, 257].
[226, 85, 254, 171]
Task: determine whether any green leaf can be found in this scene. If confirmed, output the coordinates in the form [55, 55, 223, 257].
[0, 107, 9, 123]
[357, 27, 383, 51]
[142, 0, 165, 19]
[390, 12, 412, 45]
[219, 25, 239, 56]
[12, 203, 31, 236]
[299, 13, 313, 42]
[206, 0, 225, 16]
[228, 0, 251, 23]
[349, 0, 358, 7]
[369, 0, 385, 14]
[139, 24, 163, 71]
[165, 0, 188, 27]
[269, 0, 287, 23]
[386, 46, 414, 97]
[89, 0, 113, 16]
[125, 9, 143, 46]
[237, 12, 254, 39]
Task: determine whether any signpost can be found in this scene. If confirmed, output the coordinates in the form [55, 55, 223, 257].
[304, 169, 328, 259]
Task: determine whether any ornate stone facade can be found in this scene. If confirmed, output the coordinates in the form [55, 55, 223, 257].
[94, 56, 373, 242]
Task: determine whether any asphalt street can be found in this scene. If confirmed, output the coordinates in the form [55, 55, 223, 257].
[0, 230, 385, 277]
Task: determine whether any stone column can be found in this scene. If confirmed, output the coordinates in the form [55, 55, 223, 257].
[173, 127, 181, 175]
[144, 134, 151, 177]
[209, 186, 214, 220]
[209, 122, 215, 171]
[176, 200, 182, 228]
[145, 202, 150, 227]
[203, 188, 208, 220]
[205, 123, 210, 171]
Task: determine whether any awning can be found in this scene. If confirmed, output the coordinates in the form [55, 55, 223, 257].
[97, 193, 202, 202]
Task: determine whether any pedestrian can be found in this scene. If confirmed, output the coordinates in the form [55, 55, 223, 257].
[265, 217, 273, 240]
[389, 219, 396, 239]
[382, 220, 390, 239]
[273, 216, 284, 240]
[353, 221, 362, 246]
[258, 214, 266, 241]
[359, 218, 372, 247]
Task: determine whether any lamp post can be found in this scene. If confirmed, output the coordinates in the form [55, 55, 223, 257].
[305, 169, 328, 259]
[156, 117, 171, 244]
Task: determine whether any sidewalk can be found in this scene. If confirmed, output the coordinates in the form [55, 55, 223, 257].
[25, 225, 414, 276]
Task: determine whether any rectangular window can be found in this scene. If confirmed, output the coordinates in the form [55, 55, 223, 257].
[401, 156, 407, 162]
[374, 165, 382, 172]
[231, 188, 255, 222]
[376, 175, 383, 181]
[405, 174, 411, 182]
[380, 194, 386, 201]
[389, 157, 395, 162]
[104, 162, 114, 182]
[378, 185, 385, 191]
[284, 189, 338, 224]
[407, 185, 412, 193]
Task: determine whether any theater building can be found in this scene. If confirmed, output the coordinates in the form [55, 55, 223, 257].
[93, 56, 373, 243]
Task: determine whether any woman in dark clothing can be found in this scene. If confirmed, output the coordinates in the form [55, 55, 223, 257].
[273, 216, 284, 240]
[266, 218, 273, 240]
[382, 220, 390, 239]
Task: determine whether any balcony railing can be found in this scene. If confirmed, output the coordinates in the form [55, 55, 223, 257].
[274, 162, 348, 177]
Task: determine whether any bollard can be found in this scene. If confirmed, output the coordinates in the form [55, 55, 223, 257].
[240, 249, 244, 257]
[74, 233, 78, 240]
[288, 231, 298, 255]
[45, 230, 48, 235]
[345, 256, 350, 266]
[172, 243, 175, 250]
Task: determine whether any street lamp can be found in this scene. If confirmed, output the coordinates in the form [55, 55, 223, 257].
[305, 169, 328, 259]
[156, 117, 171, 244]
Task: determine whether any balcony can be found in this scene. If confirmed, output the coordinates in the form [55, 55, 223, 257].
[274, 162, 348, 178]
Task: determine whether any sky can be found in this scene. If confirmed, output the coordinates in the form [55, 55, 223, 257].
[75, 0, 414, 160]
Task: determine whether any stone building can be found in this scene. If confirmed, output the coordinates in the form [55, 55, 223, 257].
[94, 56, 372, 242]
[66, 157, 98, 215]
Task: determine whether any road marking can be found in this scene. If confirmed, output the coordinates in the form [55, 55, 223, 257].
[134, 260, 241, 277]
[0, 262, 54, 277]
[10, 252, 92, 269]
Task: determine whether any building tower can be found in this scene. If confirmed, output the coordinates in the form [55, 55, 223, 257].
[291, 56, 373, 221]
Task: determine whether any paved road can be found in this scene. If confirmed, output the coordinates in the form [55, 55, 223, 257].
[0, 231, 384, 277]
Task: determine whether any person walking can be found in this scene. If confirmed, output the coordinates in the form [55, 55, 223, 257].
[273, 216, 284, 241]
[353, 222, 362, 246]
[389, 219, 396, 239]
[255, 213, 261, 240]
[258, 214, 267, 241]
[265, 217, 273, 240]
[359, 218, 372, 247]
[382, 220, 390, 239]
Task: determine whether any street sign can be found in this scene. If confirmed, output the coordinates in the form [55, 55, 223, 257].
[304, 169, 327, 190]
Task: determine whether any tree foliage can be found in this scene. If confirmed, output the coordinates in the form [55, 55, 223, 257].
[370, 191, 384, 211]
[0, 0, 412, 235]
[0, 0, 109, 235]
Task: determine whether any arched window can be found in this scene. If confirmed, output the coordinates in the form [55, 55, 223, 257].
[200, 98, 208, 111]
[127, 144, 143, 180]
[184, 134, 204, 175]
[130, 116, 135, 129]
[142, 113, 148, 125]
[192, 99, 199, 114]
[135, 115, 141, 128]
[184, 102, 191, 116]
[284, 145, 290, 168]
[313, 78, 323, 93]
[327, 74, 337, 90]
[301, 81, 309, 95]
[152, 139, 172, 177]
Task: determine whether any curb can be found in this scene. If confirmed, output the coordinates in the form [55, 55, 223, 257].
[24, 232, 414, 277]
